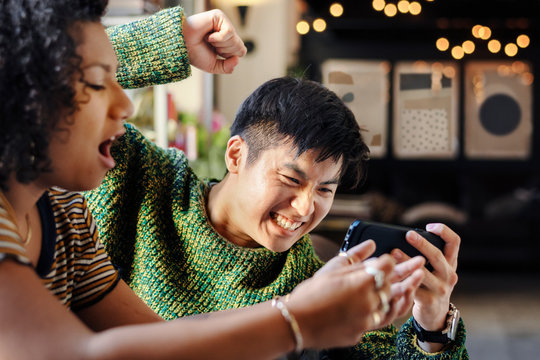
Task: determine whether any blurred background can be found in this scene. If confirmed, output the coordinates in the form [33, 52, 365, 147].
[105, 1, 540, 358]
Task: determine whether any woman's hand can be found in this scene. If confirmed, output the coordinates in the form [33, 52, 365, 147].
[286, 252, 395, 349]
[315, 240, 426, 333]
[183, 9, 247, 74]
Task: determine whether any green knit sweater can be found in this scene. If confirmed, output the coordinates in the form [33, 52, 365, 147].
[89, 7, 468, 359]
[88, 124, 321, 318]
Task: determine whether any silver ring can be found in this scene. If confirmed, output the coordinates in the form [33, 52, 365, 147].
[365, 266, 385, 289]
[371, 311, 382, 328]
[377, 290, 390, 314]
[339, 251, 355, 265]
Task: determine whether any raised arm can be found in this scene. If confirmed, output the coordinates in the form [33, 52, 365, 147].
[107, 7, 246, 89]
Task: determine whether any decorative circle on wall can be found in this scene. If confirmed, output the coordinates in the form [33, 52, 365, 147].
[479, 93, 521, 136]
[341, 92, 354, 103]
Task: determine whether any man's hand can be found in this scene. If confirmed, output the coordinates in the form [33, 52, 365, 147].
[393, 223, 461, 352]
[184, 9, 247, 74]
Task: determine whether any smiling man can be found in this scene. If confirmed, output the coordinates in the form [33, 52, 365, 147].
[88, 77, 369, 318]
[207, 78, 365, 253]
[88, 77, 467, 359]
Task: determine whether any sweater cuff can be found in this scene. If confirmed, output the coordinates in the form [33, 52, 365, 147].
[106, 6, 192, 89]
[396, 317, 468, 359]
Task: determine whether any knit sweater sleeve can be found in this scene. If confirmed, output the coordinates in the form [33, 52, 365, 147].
[85, 123, 191, 280]
[325, 317, 467, 360]
[106, 6, 191, 89]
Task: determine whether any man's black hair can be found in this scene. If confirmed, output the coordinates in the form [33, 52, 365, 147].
[230, 77, 370, 188]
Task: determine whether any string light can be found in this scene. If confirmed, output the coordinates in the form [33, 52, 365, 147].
[397, 0, 409, 13]
[373, 0, 432, 16]
[440, 22, 529, 59]
[313, 18, 327, 32]
[512, 61, 526, 73]
[478, 26, 492, 40]
[497, 65, 511, 76]
[504, 43, 518, 57]
[462, 40, 475, 54]
[516, 34, 530, 48]
[372, 0, 386, 12]
[408, 1, 421, 15]
[443, 66, 456, 79]
[384, 3, 398, 17]
[521, 72, 534, 86]
[296, 20, 309, 35]
[436, 37, 449, 51]
[472, 25, 483, 38]
[451, 46, 464, 59]
[488, 39, 501, 53]
[329, 2, 344, 17]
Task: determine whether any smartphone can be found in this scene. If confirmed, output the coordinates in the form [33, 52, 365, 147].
[340, 220, 445, 267]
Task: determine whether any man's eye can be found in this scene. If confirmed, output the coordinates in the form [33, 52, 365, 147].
[285, 176, 300, 184]
[319, 188, 333, 194]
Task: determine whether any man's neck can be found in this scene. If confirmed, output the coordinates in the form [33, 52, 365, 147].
[206, 177, 259, 248]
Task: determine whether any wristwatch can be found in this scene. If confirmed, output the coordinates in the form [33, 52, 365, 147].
[412, 303, 460, 344]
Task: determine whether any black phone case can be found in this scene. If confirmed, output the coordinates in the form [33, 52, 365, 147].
[340, 220, 445, 260]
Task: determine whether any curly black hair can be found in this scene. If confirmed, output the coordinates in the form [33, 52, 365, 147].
[0, 0, 109, 191]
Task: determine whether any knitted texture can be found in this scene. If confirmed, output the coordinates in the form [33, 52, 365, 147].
[86, 126, 468, 359]
[106, 7, 191, 89]
[87, 124, 323, 319]
[319, 319, 467, 360]
[93, 13, 469, 358]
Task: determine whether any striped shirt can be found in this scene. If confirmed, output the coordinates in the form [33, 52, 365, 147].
[0, 189, 119, 311]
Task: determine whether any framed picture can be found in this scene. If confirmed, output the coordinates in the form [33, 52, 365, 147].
[393, 61, 459, 159]
[464, 61, 533, 159]
[322, 59, 390, 158]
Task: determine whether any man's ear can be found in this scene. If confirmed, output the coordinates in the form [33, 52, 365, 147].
[225, 135, 247, 174]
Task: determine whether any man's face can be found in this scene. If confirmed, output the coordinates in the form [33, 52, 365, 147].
[223, 136, 342, 252]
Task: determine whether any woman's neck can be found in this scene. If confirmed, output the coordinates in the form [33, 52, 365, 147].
[4, 177, 45, 230]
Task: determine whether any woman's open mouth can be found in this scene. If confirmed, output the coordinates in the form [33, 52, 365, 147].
[98, 134, 123, 169]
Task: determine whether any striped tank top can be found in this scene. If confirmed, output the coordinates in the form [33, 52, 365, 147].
[0, 188, 119, 311]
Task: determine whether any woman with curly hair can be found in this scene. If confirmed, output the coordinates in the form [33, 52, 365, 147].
[0, 0, 406, 359]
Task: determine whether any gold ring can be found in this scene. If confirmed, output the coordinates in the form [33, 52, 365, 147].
[372, 311, 382, 328]
[339, 251, 355, 265]
[378, 290, 390, 314]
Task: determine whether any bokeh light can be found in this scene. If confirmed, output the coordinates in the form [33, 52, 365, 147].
[516, 34, 530, 48]
[384, 3, 398, 17]
[472, 25, 483, 38]
[313, 18, 327, 32]
[330, 2, 344, 17]
[372, 0, 385, 12]
[451, 46, 464, 59]
[521, 72, 534, 86]
[504, 43, 518, 57]
[462, 40, 475, 54]
[409, 1, 422, 15]
[397, 0, 410, 13]
[488, 39, 501, 53]
[296, 20, 310, 35]
[436, 37, 449, 51]
[478, 26, 492, 40]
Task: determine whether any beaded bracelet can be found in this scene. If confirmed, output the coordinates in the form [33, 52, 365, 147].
[272, 296, 304, 354]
